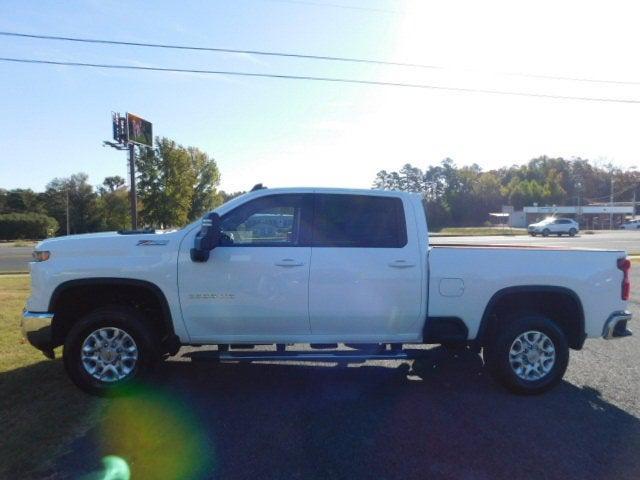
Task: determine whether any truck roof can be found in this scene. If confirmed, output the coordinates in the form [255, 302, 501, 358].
[237, 186, 420, 197]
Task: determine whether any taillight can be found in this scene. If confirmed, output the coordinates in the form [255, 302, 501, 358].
[617, 258, 631, 300]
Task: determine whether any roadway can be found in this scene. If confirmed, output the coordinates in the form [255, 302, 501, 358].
[432, 230, 640, 254]
[0, 245, 32, 273]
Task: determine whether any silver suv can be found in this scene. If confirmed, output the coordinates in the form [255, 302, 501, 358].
[528, 217, 579, 237]
[620, 220, 640, 230]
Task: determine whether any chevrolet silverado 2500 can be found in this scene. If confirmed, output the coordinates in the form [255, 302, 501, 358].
[22, 187, 632, 395]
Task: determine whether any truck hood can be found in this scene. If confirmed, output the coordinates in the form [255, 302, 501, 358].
[35, 230, 185, 256]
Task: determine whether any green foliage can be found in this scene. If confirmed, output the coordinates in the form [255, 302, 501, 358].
[218, 190, 246, 204]
[374, 156, 640, 228]
[0, 212, 58, 240]
[0, 189, 46, 214]
[44, 173, 101, 235]
[97, 176, 131, 231]
[136, 137, 221, 228]
[187, 146, 222, 220]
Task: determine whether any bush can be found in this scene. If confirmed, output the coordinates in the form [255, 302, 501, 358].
[0, 213, 59, 240]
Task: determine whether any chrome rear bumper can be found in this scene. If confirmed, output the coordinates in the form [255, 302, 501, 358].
[602, 311, 633, 340]
[21, 310, 55, 358]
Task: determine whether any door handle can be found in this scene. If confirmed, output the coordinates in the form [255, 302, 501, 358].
[275, 259, 304, 267]
[388, 260, 416, 268]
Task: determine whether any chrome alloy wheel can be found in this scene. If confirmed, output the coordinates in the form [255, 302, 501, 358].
[81, 327, 138, 382]
[508, 330, 556, 381]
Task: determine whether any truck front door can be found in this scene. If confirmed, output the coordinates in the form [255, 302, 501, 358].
[178, 194, 313, 342]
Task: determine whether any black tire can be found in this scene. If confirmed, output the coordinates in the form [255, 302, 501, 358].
[542, 228, 550, 237]
[530, 232, 537, 237]
[63, 306, 160, 396]
[483, 313, 569, 395]
[569, 228, 577, 237]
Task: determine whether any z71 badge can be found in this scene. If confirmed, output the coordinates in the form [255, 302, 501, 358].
[136, 239, 169, 246]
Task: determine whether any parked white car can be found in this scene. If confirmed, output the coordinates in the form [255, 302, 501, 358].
[528, 217, 579, 237]
[22, 188, 631, 396]
[620, 220, 640, 230]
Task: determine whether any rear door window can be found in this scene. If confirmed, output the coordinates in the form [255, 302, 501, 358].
[312, 194, 407, 248]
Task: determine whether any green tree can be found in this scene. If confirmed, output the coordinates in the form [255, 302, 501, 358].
[218, 190, 246, 204]
[44, 173, 100, 235]
[97, 176, 130, 231]
[2, 189, 45, 213]
[136, 137, 221, 228]
[187, 147, 222, 220]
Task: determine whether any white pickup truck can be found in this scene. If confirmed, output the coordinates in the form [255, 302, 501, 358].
[22, 187, 632, 396]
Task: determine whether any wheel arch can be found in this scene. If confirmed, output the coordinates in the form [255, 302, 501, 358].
[49, 278, 179, 354]
[476, 285, 586, 350]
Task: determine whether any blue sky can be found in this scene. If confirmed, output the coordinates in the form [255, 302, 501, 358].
[2, 0, 640, 193]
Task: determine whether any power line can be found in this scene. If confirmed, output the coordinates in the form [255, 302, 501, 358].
[1, 56, 639, 104]
[1, 31, 435, 70]
[3, 30, 640, 87]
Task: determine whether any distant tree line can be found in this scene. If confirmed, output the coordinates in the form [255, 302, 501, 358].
[4, 150, 638, 239]
[374, 156, 640, 230]
[0, 136, 241, 239]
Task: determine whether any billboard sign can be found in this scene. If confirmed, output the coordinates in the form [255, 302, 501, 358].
[126, 113, 153, 147]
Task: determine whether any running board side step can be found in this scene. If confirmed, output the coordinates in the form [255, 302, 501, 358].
[186, 349, 428, 363]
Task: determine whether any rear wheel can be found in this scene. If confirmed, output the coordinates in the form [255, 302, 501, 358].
[483, 313, 569, 395]
[63, 306, 159, 396]
[542, 228, 550, 237]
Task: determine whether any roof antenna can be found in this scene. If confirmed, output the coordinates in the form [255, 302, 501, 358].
[251, 183, 267, 191]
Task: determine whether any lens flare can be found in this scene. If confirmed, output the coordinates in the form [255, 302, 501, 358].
[80, 455, 130, 480]
[99, 384, 213, 479]
[101, 456, 130, 480]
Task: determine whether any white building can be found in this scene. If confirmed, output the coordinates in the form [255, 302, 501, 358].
[505, 205, 634, 229]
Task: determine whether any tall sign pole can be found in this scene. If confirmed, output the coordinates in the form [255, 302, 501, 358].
[128, 143, 138, 230]
[104, 112, 152, 231]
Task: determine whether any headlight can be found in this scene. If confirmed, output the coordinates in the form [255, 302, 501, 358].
[32, 251, 51, 262]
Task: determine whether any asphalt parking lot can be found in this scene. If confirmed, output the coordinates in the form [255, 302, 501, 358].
[47, 271, 640, 480]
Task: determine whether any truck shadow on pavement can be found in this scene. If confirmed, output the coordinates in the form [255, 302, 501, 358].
[52, 346, 640, 480]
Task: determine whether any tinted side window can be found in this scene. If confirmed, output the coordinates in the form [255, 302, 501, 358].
[220, 194, 311, 246]
[312, 194, 407, 248]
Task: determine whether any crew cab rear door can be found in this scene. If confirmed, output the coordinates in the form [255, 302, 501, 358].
[308, 193, 423, 339]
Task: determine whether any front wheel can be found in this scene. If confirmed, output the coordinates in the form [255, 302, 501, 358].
[569, 228, 577, 237]
[542, 229, 550, 237]
[483, 314, 569, 395]
[63, 306, 159, 396]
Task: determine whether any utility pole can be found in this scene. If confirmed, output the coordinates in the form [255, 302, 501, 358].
[633, 188, 637, 220]
[65, 189, 70, 235]
[128, 143, 138, 230]
[610, 177, 614, 229]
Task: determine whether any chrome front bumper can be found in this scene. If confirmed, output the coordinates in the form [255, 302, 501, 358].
[21, 310, 55, 358]
[602, 311, 633, 340]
